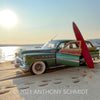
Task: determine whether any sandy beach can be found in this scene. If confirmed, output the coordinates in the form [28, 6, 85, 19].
[0, 61, 100, 100]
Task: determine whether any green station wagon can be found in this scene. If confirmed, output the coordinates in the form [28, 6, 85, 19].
[15, 39, 99, 75]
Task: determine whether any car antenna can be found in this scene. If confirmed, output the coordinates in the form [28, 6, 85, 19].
[51, 34, 58, 41]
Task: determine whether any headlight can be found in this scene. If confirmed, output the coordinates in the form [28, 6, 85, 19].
[23, 56, 26, 63]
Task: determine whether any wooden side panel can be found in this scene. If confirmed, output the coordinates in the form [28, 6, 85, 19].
[60, 49, 81, 56]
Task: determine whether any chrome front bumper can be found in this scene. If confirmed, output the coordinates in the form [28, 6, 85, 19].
[19, 64, 30, 72]
[15, 57, 30, 72]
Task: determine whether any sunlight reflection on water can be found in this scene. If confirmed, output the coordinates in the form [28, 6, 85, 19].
[0, 46, 19, 62]
[0, 45, 41, 62]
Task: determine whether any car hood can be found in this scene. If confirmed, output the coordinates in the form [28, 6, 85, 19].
[19, 48, 56, 58]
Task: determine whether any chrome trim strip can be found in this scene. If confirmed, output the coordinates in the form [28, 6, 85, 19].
[36, 58, 56, 60]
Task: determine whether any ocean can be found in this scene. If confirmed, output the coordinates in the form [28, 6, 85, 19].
[0, 44, 43, 62]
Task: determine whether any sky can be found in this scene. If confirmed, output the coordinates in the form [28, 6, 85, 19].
[0, 0, 100, 44]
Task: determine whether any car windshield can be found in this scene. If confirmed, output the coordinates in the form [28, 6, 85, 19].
[42, 40, 59, 49]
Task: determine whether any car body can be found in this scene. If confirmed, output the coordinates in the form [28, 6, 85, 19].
[15, 39, 99, 75]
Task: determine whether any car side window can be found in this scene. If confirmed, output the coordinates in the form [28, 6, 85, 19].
[64, 41, 80, 49]
[86, 43, 92, 48]
[65, 44, 72, 49]
[72, 43, 79, 49]
[58, 43, 65, 49]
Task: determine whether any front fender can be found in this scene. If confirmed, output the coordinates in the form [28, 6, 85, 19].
[24, 53, 56, 67]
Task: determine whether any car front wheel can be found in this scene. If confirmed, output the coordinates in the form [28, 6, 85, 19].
[30, 61, 46, 75]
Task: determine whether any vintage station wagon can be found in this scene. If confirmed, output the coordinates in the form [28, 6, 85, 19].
[15, 40, 99, 75]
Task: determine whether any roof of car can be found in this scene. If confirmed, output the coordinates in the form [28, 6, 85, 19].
[50, 39, 74, 42]
[48, 39, 91, 44]
[52, 39, 91, 42]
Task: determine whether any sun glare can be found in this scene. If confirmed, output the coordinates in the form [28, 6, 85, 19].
[1, 46, 18, 61]
[0, 10, 17, 27]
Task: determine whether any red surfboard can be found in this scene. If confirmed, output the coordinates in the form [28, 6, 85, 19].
[73, 22, 94, 68]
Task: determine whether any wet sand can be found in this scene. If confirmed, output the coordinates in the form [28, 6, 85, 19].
[0, 61, 100, 100]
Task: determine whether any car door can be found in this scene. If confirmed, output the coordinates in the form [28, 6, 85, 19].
[56, 41, 82, 66]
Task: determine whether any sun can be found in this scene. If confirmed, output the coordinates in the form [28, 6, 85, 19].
[0, 10, 17, 27]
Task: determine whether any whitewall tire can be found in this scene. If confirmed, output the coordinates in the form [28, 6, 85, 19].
[30, 61, 46, 75]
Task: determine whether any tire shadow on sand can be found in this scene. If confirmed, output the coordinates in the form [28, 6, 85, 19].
[0, 85, 16, 90]
[72, 76, 78, 79]
[38, 83, 48, 87]
[24, 82, 35, 85]
[41, 78, 62, 86]
[73, 79, 80, 83]
[53, 81, 62, 84]
[5, 85, 16, 89]
[0, 90, 10, 95]
[19, 86, 29, 90]
[42, 80, 51, 82]
[71, 76, 80, 83]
